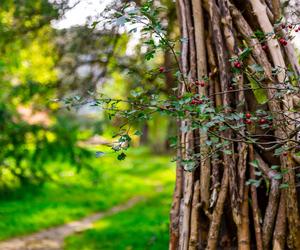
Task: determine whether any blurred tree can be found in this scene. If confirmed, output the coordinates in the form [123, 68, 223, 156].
[0, 0, 91, 188]
[55, 26, 121, 96]
[55, 0, 179, 151]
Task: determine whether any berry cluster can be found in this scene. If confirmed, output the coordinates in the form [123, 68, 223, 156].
[277, 22, 300, 46]
[278, 37, 288, 46]
[190, 99, 203, 105]
[244, 113, 252, 124]
[282, 23, 300, 32]
[194, 80, 206, 87]
[244, 113, 268, 126]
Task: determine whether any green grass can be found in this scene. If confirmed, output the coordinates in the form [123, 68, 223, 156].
[0, 147, 175, 241]
[64, 182, 173, 250]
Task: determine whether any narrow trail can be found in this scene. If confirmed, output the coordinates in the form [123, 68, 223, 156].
[0, 197, 142, 250]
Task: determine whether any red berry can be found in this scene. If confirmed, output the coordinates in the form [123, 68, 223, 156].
[259, 118, 267, 124]
[191, 99, 203, 105]
[296, 29, 299, 32]
[234, 61, 242, 68]
[195, 80, 199, 85]
[281, 24, 286, 29]
[279, 38, 287, 46]
[159, 66, 165, 73]
[288, 24, 293, 29]
[262, 44, 268, 50]
[200, 81, 205, 87]
[245, 113, 251, 119]
[283, 152, 288, 156]
[245, 119, 252, 125]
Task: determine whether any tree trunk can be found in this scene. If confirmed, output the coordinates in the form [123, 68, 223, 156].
[170, 0, 300, 249]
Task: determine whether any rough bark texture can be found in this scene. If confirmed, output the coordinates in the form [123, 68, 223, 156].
[170, 0, 300, 249]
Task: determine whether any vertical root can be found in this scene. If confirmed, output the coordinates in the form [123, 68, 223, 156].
[169, 163, 183, 250]
[237, 186, 250, 250]
[180, 172, 194, 250]
[188, 180, 200, 250]
[273, 191, 287, 250]
[249, 146, 263, 250]
[206, 167, 229, 250]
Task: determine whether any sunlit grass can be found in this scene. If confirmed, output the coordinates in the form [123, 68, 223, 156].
[64, 181, 173, 250]
[0, 147, 175, 241]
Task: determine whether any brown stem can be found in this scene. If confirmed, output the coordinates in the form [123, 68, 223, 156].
[272, 191, 287, 250]
[254, 152, 280, 249]
[169, 145, 183, 250]
[249, 145, 264, 250]
[206, 166, 229, 250]
[206, 25, 222, 107]
[229, 2, 273, 80]
[184, 0, 196, 81]
[191, 0, 211, 211]
[271, 0, 280, 22]
[188, 180, 200, 250]
[237, 186, 250, 250]
[282, 153, 300, 249]
[180, 171, 194, 250]
[205, 0, 239, 225]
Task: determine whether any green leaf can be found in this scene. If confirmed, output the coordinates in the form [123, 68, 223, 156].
[254, 171, 262, 176]
[271, 165, 280, 170]
[117, 152, 127, 161]
[239, 47, 252, 60]
[247, 75, 268, 104]
[281, 169, 289, 175]
[134, 130, 143, 136]
[273, 173, 283, 180]
[223, 150, 232, 155]
[145, 50, 155, 60]
[279, 183, 289, 189]
[274, 147, 284, 156]
[119, 134, 131, 142]
[250, 159, 259, 169]
[264, 178, 270, 193]
[183, 160, 196, 171]
[168, 136, 178, 147]
[253, 30, 266, 40]
[246, 178, 261, 187]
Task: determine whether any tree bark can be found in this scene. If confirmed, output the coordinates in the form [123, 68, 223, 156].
[170, 0, 300, 249]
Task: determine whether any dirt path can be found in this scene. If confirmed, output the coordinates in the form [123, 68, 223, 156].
[0, 197, 142, 250]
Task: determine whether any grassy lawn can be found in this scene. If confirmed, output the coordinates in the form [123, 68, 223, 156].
[64, 183, 173, 250]
[0, 147, 175, 241]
